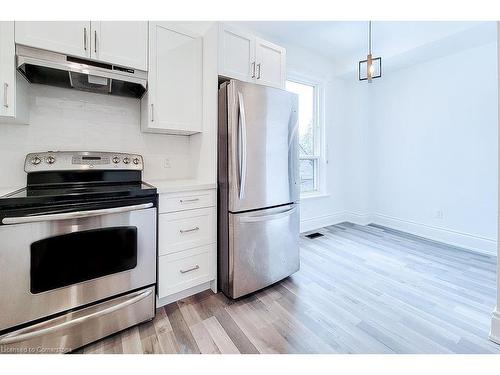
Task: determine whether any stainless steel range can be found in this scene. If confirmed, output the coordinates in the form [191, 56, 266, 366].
[0, 151, 157, 353]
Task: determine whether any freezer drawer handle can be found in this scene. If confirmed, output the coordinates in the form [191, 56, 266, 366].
[239, 206, 297, 223]
[0, 289, 153, 345]
[179, 198, 200, 203]
[3, 83, 8, 108]
[180, 265, 200, 274]
[237, 91, 247, 199]
[180, 226, 199, 234]
[1, 202, 154, 225]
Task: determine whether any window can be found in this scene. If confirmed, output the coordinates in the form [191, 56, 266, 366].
[286, 79, 323, 195]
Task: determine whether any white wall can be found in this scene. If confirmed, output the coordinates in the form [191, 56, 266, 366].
[367, 41, 498, 254]
[0, 84, 191, 189]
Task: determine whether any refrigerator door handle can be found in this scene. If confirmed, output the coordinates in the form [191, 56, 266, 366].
[239, 205, 297, 223]
[237, 91, 247, 200]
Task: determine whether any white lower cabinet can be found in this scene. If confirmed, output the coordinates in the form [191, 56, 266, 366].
[157, 188, 217, 305]
[158, 245, 215, 298]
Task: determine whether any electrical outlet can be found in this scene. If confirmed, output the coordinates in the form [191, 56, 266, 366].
[163, 158, 171, 169]
[435, 210, 444, 220]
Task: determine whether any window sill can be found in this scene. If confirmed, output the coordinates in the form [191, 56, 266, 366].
[300, 192, 330, 201]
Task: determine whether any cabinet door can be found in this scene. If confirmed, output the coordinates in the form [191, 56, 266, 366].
[255, 38, 286, 89]
[218, 24, 255, 82]
[0, 22, 15, 118]
[142, 22, 203, 135]
[0, 21, 28, 124]
[15, 21, 90, 58]
[91, 21, 148, 70]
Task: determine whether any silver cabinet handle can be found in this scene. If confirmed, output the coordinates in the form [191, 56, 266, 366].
[237, 92, 247, 199]
[179, 198, 199, 203]
[2, 202, 153, 225]
[150, 103, 154, 122]
[94, 30, 97, 54]
[0, 289, 152, 345]
[180, 226, 199, 234]
[257, 63, 261, 79]
[251, 62, 256, 78]
[239, 205, 297, 223]
[180, 265, 200, 274]
[3, 83, 8, 108]
[83, 27, 87, 51]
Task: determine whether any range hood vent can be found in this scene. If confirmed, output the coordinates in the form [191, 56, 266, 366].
[16, 46, 147, 98]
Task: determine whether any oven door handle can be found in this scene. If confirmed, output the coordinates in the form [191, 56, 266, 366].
[0, 289, 153, 345]
[1, 202, 154, 225]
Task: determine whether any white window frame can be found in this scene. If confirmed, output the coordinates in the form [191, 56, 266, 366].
[286, 72, 327, 199]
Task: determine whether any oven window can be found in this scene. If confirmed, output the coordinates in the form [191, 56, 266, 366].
[30, 226, 137, 294]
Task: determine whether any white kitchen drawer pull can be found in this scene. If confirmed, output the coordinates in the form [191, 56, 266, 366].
[179, 265, 200, 274]
[180, 226, 200, 234]
[180, 198, 200, 203]
[83, 27, 87, 51]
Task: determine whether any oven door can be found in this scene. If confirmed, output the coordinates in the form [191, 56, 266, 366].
[0, 201, 156, 332]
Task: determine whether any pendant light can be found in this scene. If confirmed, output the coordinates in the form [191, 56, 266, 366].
[358, 21, 382, 82]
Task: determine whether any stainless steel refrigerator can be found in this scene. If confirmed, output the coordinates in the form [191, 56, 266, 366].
[218, 79, 300, 299]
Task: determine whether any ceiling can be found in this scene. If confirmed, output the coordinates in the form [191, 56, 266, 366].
[230, 21, 496, 75]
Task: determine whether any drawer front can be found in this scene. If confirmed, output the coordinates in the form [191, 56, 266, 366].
[159, 189, 216, 213]
[158, 245, 214, 298]
[159, 208, 216, 256]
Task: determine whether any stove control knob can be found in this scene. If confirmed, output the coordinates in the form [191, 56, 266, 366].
[112, 156, 120, 164]
[31, 156, 42, 165]
[46, 156, 56, 164]
[133, 157, 140, 165]
[123, 157, 130, 164]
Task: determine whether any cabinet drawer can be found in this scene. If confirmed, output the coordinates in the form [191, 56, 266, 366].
[158, 245, 214, 298]
[159, 208, 215, 256]
[159, 189, 215, 213]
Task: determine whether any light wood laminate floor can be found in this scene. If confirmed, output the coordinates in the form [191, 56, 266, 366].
[76, 222, 500, 354]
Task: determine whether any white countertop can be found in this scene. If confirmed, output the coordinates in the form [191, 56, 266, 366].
[146, 179, 217, 194]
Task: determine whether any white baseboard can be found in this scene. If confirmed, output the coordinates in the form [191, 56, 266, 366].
[300, 210, 497, 256]
[490, 309, 500, 344]
[370, 212, 497, 256]
[300, 212, 346, 233]
[344, 211, 372, 226]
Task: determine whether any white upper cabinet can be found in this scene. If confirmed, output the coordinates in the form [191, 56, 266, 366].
[15, 21, 148, 70]
[254, 38, 286, 89]
[141, 22, 203, 135]
[15, 21, 91, 58]
[218, 25, 255, 82]
[91, 21, 148, 70]
[0, 22, 29, 124]
[218, 24, 286, 89]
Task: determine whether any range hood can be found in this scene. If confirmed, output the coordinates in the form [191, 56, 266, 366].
[16, 45, 147, 98]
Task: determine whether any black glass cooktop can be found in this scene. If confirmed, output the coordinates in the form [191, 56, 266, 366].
[0, 182, 157, 210]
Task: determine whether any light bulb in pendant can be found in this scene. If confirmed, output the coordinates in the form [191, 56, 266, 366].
[368, 64, 375, 76]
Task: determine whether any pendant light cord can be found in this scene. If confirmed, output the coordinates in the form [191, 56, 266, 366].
[368, 20, 372, 55]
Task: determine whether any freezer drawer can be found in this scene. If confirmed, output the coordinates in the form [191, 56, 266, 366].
[228, 203, 300, 298]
